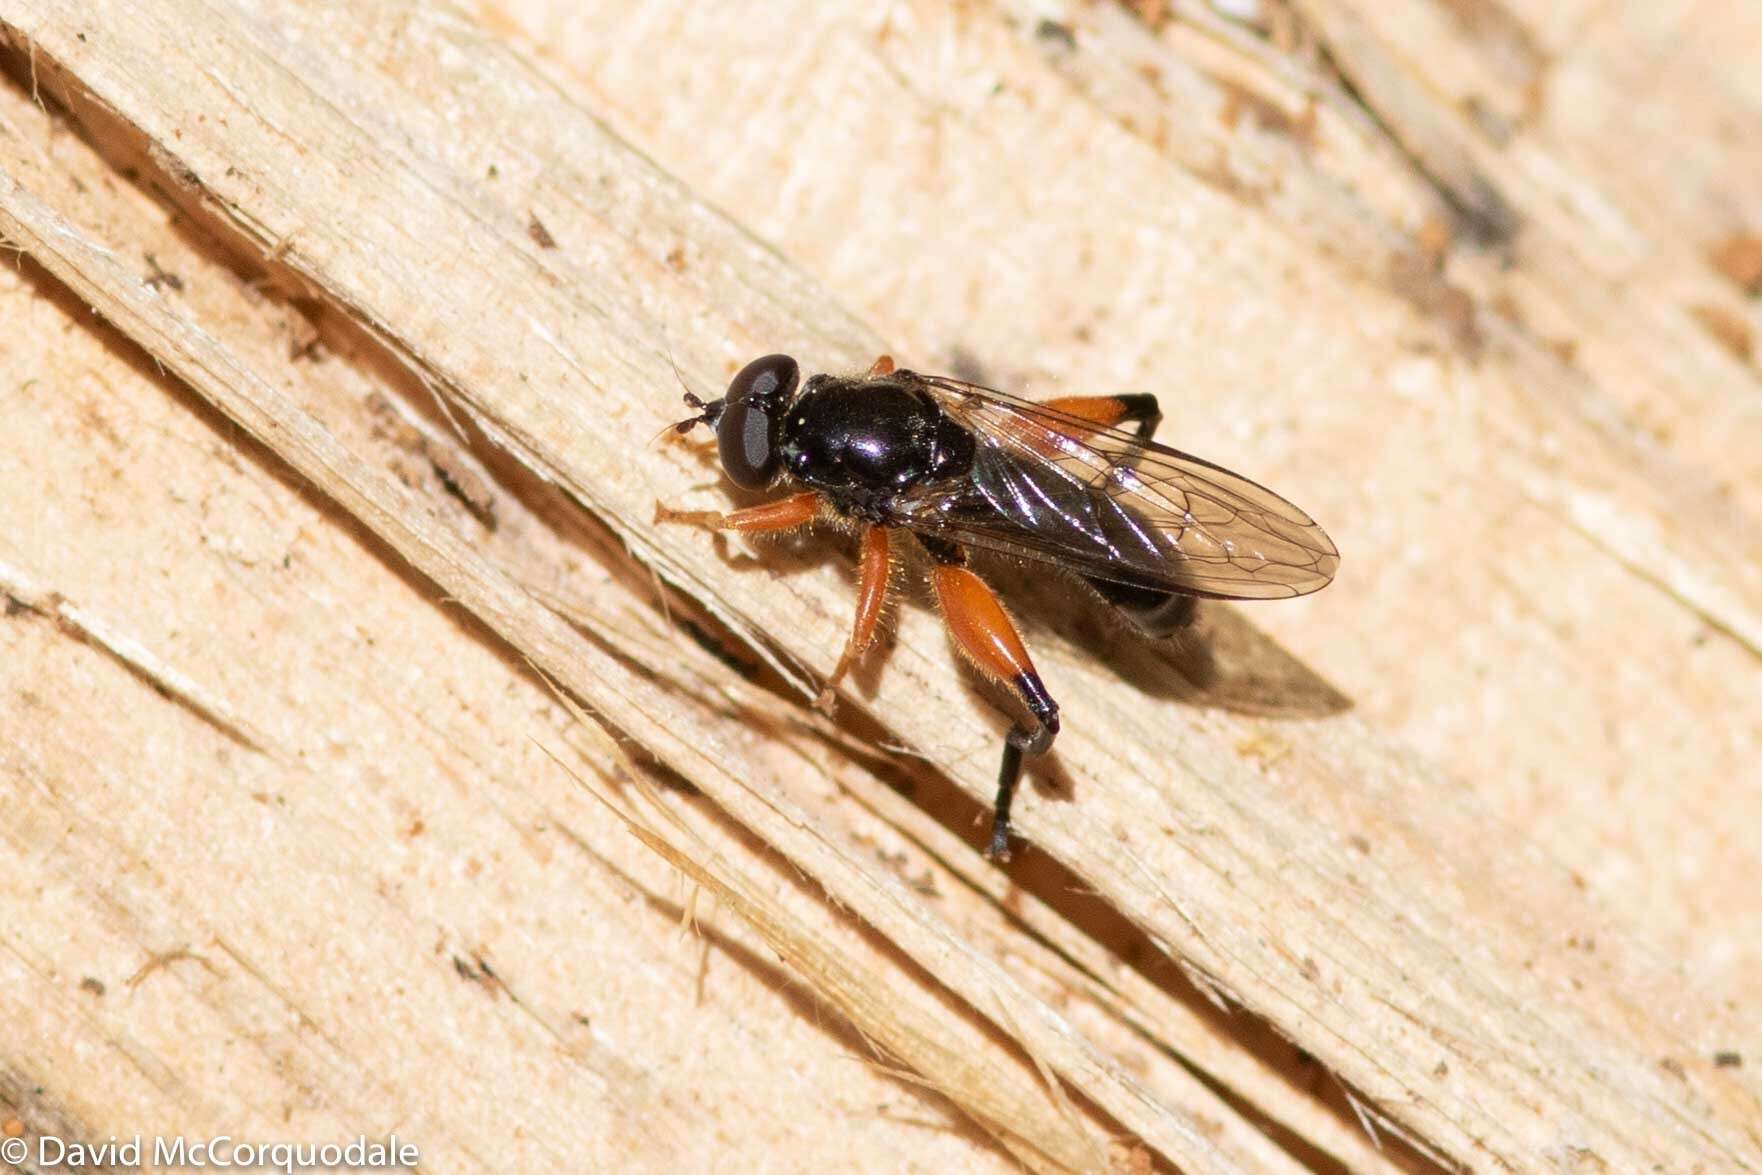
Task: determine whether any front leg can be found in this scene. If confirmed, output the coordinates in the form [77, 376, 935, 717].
[656, 491, 822, 533]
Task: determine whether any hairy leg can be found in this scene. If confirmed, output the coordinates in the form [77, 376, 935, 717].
[817, 525, 893, 710]
[656, 491, 821, 533]
[927, 545, 1059, 859]
[1040, 393, 1162, 440]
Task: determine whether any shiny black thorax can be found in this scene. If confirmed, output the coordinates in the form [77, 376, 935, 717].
[777, 375, 976, 522]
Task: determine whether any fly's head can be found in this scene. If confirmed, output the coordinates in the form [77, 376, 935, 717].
[673, 353, 800, 488]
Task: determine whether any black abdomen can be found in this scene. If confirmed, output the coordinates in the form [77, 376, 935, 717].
[1085, 577, 1198, 636]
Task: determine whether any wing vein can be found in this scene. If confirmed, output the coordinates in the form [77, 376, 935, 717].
[890, 373, 1339, 601]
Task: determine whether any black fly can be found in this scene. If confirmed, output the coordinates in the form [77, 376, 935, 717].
[665, 354, 1338, 859]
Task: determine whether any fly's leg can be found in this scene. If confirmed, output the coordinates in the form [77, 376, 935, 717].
[924, 538, 1059, 860]
[1040, 392, 1196, 634]
[656, 491, 821, 533]
[1041, 393, 1162, 441]
[817, 525, 893, 712]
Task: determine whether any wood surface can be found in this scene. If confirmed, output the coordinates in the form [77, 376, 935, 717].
[1, 0, 1758, 1170]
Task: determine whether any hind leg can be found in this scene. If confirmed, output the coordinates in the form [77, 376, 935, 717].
[1041, 393, 1162, 440]
[924, 539, 1059, 860]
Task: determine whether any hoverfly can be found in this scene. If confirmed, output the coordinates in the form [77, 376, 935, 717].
[663, 354, 1338, 859]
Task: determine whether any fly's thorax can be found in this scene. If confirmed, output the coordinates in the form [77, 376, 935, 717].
[780, 378, 976, 500]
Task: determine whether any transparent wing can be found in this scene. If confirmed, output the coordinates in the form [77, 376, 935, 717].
[895, 374, 1339, 600]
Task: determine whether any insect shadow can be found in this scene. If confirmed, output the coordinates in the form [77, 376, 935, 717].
[973, 548, 1352, 720]
[912, 548, 1346, 829]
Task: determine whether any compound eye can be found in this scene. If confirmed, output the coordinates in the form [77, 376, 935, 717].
[717, 399, 779, 487]
[716, 354, 800, 488]
[726, 353, 799, 407]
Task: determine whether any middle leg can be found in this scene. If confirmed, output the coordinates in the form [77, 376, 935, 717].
[817, 525, 894, 710]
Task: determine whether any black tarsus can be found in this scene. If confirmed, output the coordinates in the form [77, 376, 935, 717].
[991, 676, 1060, 860]
[989, 673, 1058, 861]
[988, 717, 1064, 857]
[990, 741, 1024, 860]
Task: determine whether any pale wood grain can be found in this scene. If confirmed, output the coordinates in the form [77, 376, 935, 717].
[2, 0, 1759, 1169]
[0, 10, 1295, 1172]
[496, 0, 1762, 1006]
[0, 115, 1029, 1175]
[490, 0, 1762, 1159]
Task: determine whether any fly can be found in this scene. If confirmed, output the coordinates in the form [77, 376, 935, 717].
[662, 354, 1338, 859]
